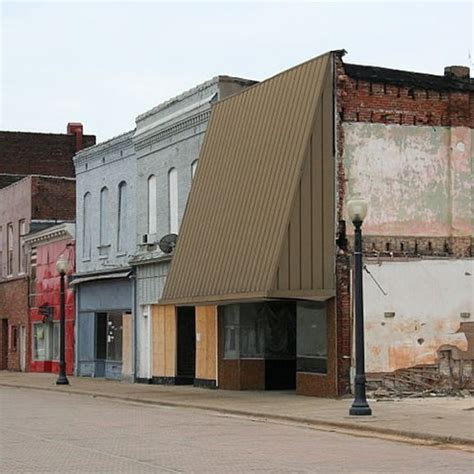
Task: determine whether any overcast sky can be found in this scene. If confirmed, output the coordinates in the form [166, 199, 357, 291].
[1, 1, 472, 142]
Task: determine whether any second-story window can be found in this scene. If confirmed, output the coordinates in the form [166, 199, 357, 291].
[147, 175, 157, 235]
[99, 187, 109, 254]
[117, 181, 127, 253]
[18, 219, 26, 274]
[0, 226, 3, 278]
[83, 192, 92, 259]
[7, 223, 13, 276]
[191, 160, 198, 179]
[168, 168, 178, 234]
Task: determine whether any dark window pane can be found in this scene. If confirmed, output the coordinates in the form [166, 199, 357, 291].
[106, 313, 122, 362]
[223, 304, 239, 359]
[96, 313, 107, 360]
[297, 301, 327, 374]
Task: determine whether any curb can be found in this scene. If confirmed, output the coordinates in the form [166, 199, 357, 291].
[1, 382, 473, 451]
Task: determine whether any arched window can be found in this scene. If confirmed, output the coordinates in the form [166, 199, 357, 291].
[168, 168, 178, 234]
[191, 159, 198, 179]
[117, 181, 127, 253]
[82, 192, 91, 259]
[99, 187, 109, 250]
[147, 175, 157, 234]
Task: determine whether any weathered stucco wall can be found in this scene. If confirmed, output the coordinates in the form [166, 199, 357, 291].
[343, 123, 472, 238]
[363, 259, 473, 373]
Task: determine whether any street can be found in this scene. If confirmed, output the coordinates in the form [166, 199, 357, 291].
[0, 387, 472, 473]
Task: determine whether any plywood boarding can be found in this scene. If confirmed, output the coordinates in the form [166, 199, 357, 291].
[152, 305, 176, 377]
[161, 52, 333, 305]
[271, 67, 335, 297]
[121, 313, 132, 378]
[195, 305, 217, 380]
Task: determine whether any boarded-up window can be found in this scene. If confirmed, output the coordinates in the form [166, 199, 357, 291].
[168, 168, 178, 234]
[148, 175, 157, 234]
[83, 192, 92, 259]
[18, 219, 26, 274]
[191, 160, 198, 179]
[117, 181, 127, 253]
[0, 225, 3, 277]
[7, 223, 13, 276]
[99, 187, 109, 254]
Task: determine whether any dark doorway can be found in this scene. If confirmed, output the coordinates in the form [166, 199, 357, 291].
[176, 307, 196, 384]
[0, 319, 8, 370]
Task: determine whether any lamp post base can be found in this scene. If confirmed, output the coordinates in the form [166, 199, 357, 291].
[349, 403, 372, 416]
[56, 375, 69, 385]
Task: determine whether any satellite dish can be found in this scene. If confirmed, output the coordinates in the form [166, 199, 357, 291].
[158, 233, 178, 254]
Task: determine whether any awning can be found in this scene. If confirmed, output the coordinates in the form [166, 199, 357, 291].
[160, 52, 335, 305]
[69, 270, 132, 286]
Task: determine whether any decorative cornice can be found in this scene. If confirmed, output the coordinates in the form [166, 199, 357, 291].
[23, 223, 75, 247]
[134, 110, 211, 152]
[73, 129, 135, 167]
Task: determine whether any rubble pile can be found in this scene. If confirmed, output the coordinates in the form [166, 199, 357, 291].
[368, 366, 473, 399]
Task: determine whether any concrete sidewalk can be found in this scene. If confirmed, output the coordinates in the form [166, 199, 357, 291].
[1, 371, 473, 449]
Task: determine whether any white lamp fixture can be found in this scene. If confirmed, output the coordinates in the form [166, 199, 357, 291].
[56, 254, 69, 275]
[347, 197, 368, 223]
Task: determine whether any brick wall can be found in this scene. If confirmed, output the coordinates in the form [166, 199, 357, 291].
[334, 53, 473, 392]
[0, 131, 95, 178]
[0, 278, 29, 371]
[31, 177, 76, 221]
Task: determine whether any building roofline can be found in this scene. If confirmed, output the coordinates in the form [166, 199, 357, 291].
[74, 129, 135, 160]
[343, 62, 473, 92]
[0, 129, 95, 138]
[135, 75, 256, 123]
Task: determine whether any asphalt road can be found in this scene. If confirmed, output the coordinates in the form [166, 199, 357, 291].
[0, 387, 472, 473]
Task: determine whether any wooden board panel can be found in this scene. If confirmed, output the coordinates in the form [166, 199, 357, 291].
[152, 305, 176, 377]
[195, 305, 217, 381]
[121, 313, 132, 378]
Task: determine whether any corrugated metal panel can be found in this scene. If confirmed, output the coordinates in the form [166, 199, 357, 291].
[161, 53, 333, 305]
[271, 67, 335, 297]
[137, 261, 170, 305]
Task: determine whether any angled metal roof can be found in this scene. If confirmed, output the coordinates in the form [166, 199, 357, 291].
[161, 52, 334, 305]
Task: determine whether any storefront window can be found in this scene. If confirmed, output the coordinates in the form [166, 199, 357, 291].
[33, 322, 60, 361]
[223, 304, 239, 359]
[222, 302, 294, 360]
[296, 301, 327, 374]
[107, 313, 123, 362]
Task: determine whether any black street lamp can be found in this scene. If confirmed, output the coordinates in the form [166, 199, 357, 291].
[347, 198, 371, 416]
[56, 254, 70, 386]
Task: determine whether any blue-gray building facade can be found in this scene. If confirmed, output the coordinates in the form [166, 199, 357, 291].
[72, 131, 136, 379]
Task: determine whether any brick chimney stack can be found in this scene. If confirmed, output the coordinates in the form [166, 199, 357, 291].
[67, 122, 84, 151]
[444, 66, 470, 81]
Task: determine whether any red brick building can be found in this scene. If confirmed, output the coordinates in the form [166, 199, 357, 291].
[0, 123, 95, 189]
[0, 123, 95, 371]
[23, 224, 75, 375]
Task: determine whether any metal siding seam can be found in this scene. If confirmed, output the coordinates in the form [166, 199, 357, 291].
[207, 85, 262, 296]
[263, 56, 327, 292]
[253, 61, 311, 292]
[224, 73, 288, 294]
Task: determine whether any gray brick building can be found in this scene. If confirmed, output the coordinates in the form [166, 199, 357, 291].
[72, 130, 136, 380]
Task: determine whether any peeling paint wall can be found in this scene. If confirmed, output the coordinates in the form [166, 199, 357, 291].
[363, 259, 474, 373]
[343, 123, 472, 238]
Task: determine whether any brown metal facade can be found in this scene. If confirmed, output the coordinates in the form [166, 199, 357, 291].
[161, 52, 335, 305]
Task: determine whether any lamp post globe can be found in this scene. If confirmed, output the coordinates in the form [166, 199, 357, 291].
[56, 254, 69, 275]
[347, 198, 368, 224]
[56, 254, 70, 386]
[347, 197, 371, 416]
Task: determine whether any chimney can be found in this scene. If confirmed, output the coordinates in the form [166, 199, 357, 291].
[444, 65, 470, 81]
[67, 122, 84, 151]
